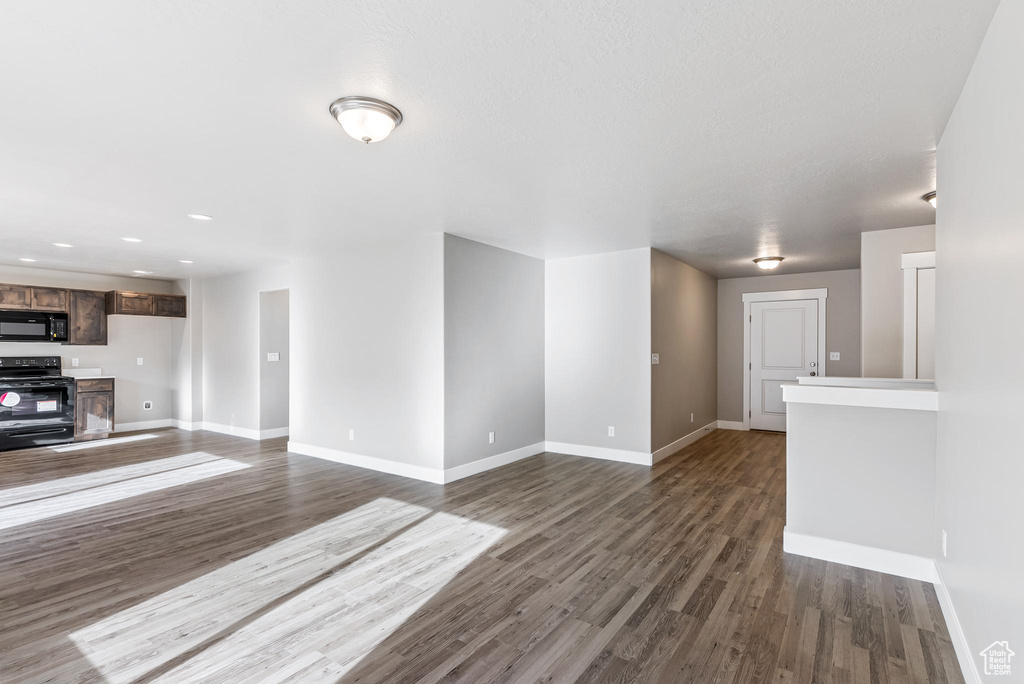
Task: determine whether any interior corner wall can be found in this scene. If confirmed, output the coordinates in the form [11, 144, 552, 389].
[717, 269, 861, 423]
[443, 235, 544, 469]
[650, 250, 717, 452]
[170, 278, 203, 425]
[935, 0, 1023, 671]
[860, 224, 936, 378]
[545, 248, 652, 453]
[201, 265, 290, 433]
[288, 234, 445, 471]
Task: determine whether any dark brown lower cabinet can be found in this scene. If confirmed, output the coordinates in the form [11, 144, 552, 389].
[75, 378, 115, 441]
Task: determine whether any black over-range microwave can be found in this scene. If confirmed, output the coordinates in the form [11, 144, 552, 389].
[0, 310, 69, 342]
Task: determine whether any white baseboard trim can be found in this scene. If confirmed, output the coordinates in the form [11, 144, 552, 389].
[173, 420, 198, 431]
[198, 421, 262, 441]
[651, 422, 717, 463]
[443, 442, 546, 483]
[543, 441, 651, 465]
[783, 528, 937, 583]
[288, 441, 445, 484]
[716, 420, 747, 431]
[259, 426, 290, 440]
[114, 418, 175, 433]
[933, 563, 980, 684]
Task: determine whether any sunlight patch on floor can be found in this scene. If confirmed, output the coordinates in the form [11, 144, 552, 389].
[69, 497, 506, 683]
[0, 452, 250, 530]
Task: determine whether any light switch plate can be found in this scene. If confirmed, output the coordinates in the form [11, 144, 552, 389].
[137, 357, 144, 366]
[607, 426, 615, 437]
[488, 431, 495, 444]
[829, 352, 841, 361]
[651, 353, 660, 365]
[267, 352, 281, 362]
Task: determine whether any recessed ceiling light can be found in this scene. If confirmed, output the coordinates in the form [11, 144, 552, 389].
[923, 191, 936, 208]
[187, 213, 213, 221]
[753, 256, 784, 270]
[178, 260, 194, 264]
[18, 258, 37, 262]
[329, 96, 403, 143]
[132, 270, 152, 274]
[52, 242, 74, 248]
[122, 237, 143, 243]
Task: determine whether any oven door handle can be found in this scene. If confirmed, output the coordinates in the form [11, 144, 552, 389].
[1, 426, 72, 438]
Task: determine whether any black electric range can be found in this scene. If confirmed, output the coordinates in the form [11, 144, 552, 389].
[0, 356, 77, 451]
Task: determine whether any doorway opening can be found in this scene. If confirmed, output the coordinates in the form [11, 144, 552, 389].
[258, 289, 289, 439]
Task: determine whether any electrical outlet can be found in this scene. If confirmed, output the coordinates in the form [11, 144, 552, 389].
[830, 352, 841, 361]
[488, 431, 495, 444]
[348, 429, 355, 441]
[651, 353, 660, 365]
[942, 529, 947, 557]
[143, 401, 153, 411]
[690, 413, 694, 423]
[71, 358, 80, 367]
[137, 357, 144, 366]
[267, 352, 281, 362]
[608, 426, 615, 437]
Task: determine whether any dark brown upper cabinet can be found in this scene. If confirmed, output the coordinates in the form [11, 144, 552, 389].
[30, 287, 68, 312]
[68, 290, 108, 345]
[0, 284, 32, 309]
[0, 284, 68, 311]
[106, 291, 186, 318]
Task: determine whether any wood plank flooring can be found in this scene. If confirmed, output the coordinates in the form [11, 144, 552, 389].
[0, 428, 962, 683]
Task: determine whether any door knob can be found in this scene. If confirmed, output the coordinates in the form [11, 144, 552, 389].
[810, 362, 817, 367]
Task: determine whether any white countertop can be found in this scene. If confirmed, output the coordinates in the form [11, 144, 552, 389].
[783, 377, 937, 411]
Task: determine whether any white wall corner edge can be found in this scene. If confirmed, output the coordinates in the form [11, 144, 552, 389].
[932, 563, 982, 684]
[651, 422, 718, 463]
[716, 420, 747, 431]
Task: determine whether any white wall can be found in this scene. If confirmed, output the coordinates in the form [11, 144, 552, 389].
[545, 249, 651, 453]
[289, 235, 445, 471]
[0, 265, 175, 427]
[170, 278, 203, 425]
[201, 265, 290, 433]
[860, 224, 936, 377]
[258, 289, 289, 431]
[935, 0, 1023, 672]
[444, 235, 544, 469]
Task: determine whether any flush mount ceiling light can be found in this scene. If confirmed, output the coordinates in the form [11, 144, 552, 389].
[178, 259, 194, 264]
[18, 257, 37, 262]
[329, 96, 403, 143]
[52, 242, 73, 248]
[187, 213, 213, 221]
[923, 191, 937, 208]
[121, 237, 143, 243]
[753, 256, 784, 270]
[132, 270, 152, 275]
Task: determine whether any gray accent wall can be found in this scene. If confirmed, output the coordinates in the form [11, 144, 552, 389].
[860, 224, 935, 378]
[650, 250, 717, 452]
[717, 269, 861, 423]
[545, 248, 652, 453]
[443, 235, 544, 469]
[935, 0, 1023, 667]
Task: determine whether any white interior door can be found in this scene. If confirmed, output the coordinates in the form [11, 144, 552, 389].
[750, 299, 819, 431]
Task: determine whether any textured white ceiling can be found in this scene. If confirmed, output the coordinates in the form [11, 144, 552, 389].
[0, 0, 997, 279]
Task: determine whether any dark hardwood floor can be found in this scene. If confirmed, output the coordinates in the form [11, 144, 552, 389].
[0, 428, 961, 683]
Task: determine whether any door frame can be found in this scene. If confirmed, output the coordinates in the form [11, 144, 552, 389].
[901, 251, 935, 379]
[742, 288, 828, 430]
